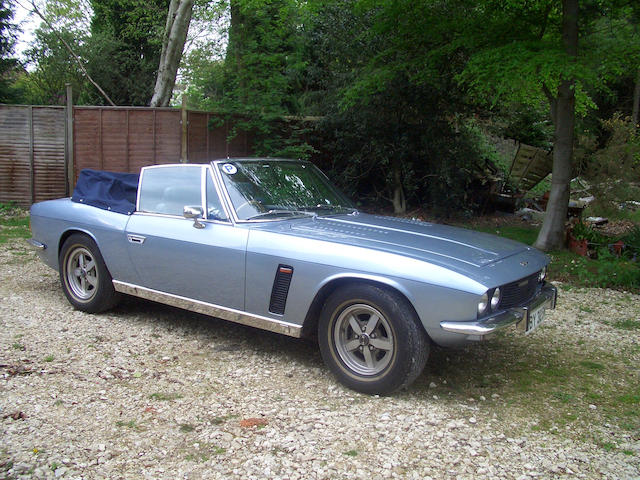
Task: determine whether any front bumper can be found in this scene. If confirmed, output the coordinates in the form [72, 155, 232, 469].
[439, 283, 557, 340]
[26, 238, 46, 250]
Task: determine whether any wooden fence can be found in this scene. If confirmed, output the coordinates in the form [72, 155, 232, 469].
[0, 105, 67, 206]
[0, 104, 254, 207]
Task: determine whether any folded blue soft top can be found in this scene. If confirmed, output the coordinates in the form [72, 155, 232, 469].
[71, 169, 139, 215]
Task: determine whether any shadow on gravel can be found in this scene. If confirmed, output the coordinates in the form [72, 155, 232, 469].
[109, 296, 324, 369]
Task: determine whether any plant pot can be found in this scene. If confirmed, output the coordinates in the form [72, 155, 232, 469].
[568, 234, 589, 256]
[611, 240, 625, 256]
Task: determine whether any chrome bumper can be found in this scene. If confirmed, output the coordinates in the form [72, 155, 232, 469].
[26, 238, 46, 250]
[440, 283, 557, 339]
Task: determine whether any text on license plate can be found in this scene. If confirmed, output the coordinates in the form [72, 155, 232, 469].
[526, 304, 546, 333]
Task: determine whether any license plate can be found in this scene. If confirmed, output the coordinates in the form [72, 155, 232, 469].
[526, 304, 546, 333]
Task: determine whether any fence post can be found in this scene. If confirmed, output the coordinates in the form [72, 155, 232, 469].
[29, 106, 34, 204]
[65, 84, 74, 195]
[181, 95, 188, 163]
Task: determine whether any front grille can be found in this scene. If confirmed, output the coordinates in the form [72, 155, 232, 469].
[500, 272, 540, 309]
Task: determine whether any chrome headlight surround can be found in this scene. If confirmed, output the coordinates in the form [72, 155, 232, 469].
[477, 292, 489, 316]
[490, 287, 501, 310]
[478, 287, 502, 317]
[538, 266, 547, 283]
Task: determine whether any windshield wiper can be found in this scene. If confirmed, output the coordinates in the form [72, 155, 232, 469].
[245, 209, 316, 221]
[299, 205, 358, 215]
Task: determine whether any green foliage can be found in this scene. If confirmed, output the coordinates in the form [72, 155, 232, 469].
[0, 0, 22, 103]
[85, 0, 168, 105]
[18, 0, 168, 105]
[18, 27, 88, 104]
[0, 214, 30, 245]
[582, 114, 640, 180]
[195, 0, 312, 157]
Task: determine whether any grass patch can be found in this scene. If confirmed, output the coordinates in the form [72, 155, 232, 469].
[0, 216, 30, 245]
[43, 355, 54, 362]
[149, 392, 183, 401]
[210, 414, 239, 425]
[179, 423, 195, 433]
[421, 333, 640, 441]
[343, 450, 358, 457]
[613, 319, 640, 331]
[579, 360, 605, 371]
[184, 443, 226, 462]
[115, 419, 138, 429]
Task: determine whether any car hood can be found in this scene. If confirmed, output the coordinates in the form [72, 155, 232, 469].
[253, 213, 532, 271]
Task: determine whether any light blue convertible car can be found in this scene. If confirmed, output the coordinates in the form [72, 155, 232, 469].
[29, 159, 556, 394]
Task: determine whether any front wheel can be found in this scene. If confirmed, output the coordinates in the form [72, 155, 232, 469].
[59, 234, 120, 313]
[318, 284, 429, 395]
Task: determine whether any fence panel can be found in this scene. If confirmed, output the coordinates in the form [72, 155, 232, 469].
[33, 107, 67, 203]
[0, 105, 66, 207]
[187, 112, 209, 163]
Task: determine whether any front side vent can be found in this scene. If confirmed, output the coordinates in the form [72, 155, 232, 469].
[269, 265, 294, 315]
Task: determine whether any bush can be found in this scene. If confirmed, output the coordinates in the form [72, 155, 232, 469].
[583, 114, 640, 180]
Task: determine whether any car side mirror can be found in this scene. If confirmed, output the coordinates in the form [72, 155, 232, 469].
[183, 205, 205, 229]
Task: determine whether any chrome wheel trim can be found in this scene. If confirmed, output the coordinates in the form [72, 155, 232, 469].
[333, 303, 394, 376]
[66, 247, 98, 301]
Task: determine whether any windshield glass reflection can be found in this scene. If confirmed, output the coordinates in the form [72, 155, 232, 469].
[217, 160, 355, 221]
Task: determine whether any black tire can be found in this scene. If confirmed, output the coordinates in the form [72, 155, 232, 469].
[318, 283, 429, 395]
[59, 233, 120, 313]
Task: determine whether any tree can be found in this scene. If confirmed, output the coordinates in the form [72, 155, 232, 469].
[202, 0, 310, 157]
[301, 0, 490, 214]
[534, 0, 577, 252]
[19, 27, 88, 104]
[87, 0, 168, 105]
[0, 0, 21, 103]
[458, 0, 640, 250]
[150, 0, 195, 106]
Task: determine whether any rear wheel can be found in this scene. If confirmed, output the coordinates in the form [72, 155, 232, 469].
[59, 234, 120, 313]
[318, 284, 429, 395]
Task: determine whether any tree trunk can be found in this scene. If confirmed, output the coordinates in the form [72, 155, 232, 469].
[150, 0, 195, 107]
[391, 156, 406, 214]
[533, 0, 578, 252]
[633, 67, 640, 130]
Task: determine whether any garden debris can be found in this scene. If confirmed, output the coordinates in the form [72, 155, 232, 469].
[3, 411, 27, 420]
[515, 208, 545, 222]
[585, 217, 608, 226]
[1, 364, 34, 377]
[593, 219, 637, 238]
[619, 200, 640, 211]
[239, 417, 268, 428]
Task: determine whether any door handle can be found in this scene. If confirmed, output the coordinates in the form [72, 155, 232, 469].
[127, 234, 146, 245]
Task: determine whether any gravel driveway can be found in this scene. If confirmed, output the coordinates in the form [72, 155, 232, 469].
[1, 238, 639, 479]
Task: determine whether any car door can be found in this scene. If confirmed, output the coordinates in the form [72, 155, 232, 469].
[124, 165, 247, 310]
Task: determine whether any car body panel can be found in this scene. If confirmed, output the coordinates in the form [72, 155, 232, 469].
[124, 213, 248, 310]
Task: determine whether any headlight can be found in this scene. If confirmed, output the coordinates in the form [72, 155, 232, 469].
[477, 292, 489, 316]
[539, 266, 547, 282]
[490, 287, 501, 310]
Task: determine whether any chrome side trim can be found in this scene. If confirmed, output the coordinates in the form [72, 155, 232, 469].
[112, 280, 303, 338]
[27, 238, 46, 250]
[440, 283, 557, 337]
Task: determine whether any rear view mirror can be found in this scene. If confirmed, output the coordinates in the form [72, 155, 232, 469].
[183, 206, 205, 229]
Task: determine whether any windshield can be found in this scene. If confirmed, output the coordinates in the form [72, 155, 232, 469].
[216, 160, 355, 221]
